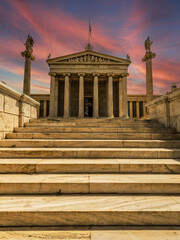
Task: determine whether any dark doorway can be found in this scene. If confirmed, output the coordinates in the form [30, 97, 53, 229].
[84, 97, 93, 117]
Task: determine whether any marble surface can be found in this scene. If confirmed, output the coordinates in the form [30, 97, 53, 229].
[0, 229, 180, 240]
[0, 147, 180, 159]
[0, 195, 180, 226]
[0, 173, 180, 194]
[0, 139, 180, 148]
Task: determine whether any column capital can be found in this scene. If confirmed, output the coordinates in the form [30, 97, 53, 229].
[93, 73, 100, 77]
[63, 73, 71, 77]
[142, 52, 156, 62]
[78, 73, 85, 77]
[107, 73, 115, 77]
[48, 72, 56, 77]
[121, 73, 129, 78]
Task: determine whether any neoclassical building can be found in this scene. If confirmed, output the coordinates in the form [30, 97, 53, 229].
[46, 50, 131, 118]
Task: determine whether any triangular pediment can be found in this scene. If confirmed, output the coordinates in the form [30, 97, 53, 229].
[47, 50, 131, 64]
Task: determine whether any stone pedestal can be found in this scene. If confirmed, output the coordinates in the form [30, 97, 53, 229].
[78, 73, 85, 118]
[93, 73, 99, 118]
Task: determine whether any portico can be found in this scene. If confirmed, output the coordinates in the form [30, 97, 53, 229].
[47, 50, 131, 118]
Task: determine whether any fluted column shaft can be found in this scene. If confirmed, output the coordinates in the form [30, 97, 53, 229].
[107, 74, 114, 118]
[43, 100, 47, 117]
[118, 76, 123, 117]
[93, 73, 99, 118]
[78, 73, 85, 118]
[63, 73, 70, 118]
[49, 73, 56, 118]
[136, 101, 140, 118]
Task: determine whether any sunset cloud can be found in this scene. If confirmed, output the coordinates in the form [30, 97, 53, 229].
[0, 0, 179, 95]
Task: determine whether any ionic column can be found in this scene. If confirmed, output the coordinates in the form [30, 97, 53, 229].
[129, 101, 133, 118]
[118, 76, 123, 117]
[78, 73, 85, 118]
[136, 101, 140, 118]
[143, 101, 146, 116]
[49, 73, 56, 118]
[122, 73, 128, 117]
[63, 73, 70, 118]
[107, 73, 114, 118]
[93, 73, 99, 118]
[142, 36, 156, 103]
[54, 78, 58, 117]
[43, 100, 47, 117]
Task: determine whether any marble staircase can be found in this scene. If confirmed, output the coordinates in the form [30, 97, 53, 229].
[0, 118, 180, 239]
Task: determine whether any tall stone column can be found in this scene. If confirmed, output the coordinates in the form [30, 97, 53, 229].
[78, 73, 85, 118]
[21, 35, 35, 96]
[118, 76, 123, 117]
[107, 73, 114, 118]
[122, 73, 128, 118]
[49, 73, 56, 118]
[54, 78, 58, 117]
[129, 101, 133, 118]
[63, 73, 70, 118]
[142, 36, 156, 102]
[136, 101, 140, 118]
[43, 100, 47, 117]
[93, 73, 99, 118]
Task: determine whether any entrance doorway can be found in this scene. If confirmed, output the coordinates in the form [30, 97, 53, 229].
[84, 97, 93, 117]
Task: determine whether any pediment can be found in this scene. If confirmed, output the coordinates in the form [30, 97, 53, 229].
[47, 50, 131, 65]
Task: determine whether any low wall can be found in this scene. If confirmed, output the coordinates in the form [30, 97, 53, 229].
[0, 82, 39, 139]
[147, 88, 180, 132]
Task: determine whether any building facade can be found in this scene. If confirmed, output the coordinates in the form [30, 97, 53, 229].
[46, 50, 131, 118]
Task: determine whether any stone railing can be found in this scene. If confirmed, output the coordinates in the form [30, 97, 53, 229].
[147, 88, 180, 132]
[0, 82, 39, 139]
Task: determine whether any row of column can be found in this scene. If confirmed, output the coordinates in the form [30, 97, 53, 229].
[49, 72, 128, 118]
[129, 101, 146, 118]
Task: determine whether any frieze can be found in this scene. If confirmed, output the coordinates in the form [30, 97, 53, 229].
[59, 54, 118, 63]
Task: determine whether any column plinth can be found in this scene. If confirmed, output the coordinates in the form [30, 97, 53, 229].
[78, 73, 85, 118]
[93, 73, 99, 118]
[63, 73, 70, 118]
[107, 73, 114, 118]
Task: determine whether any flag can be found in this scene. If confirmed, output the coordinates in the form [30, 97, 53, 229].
[89, 21, 92, 35]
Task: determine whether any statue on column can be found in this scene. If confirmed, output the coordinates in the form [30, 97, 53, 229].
[21, 34, 35, 60]
[21, 34, 35, 96]
[142, 36, 156, 103]
[144, 36, 153, 52]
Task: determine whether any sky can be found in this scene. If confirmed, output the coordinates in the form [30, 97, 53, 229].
[0, 0, 180, 95]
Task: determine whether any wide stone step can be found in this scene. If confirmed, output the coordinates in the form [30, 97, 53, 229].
[1, 139, 180, 148]
[0, 195, 180, 226]
[6, 132, 180, 140]
[0, 174, 180, 194]
[29, 118, 154, 124]
[0, 158, 180, 173]
[14, 126, 174, 133]
[0, 227, 180, 240]
[25, 121, 164, 128]
[0, 148, 180, 158]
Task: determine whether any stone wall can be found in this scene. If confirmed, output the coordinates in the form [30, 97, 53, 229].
[147, 88, 180, 132]
[0, 82, 39, 139]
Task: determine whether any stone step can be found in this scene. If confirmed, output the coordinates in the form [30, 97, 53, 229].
[1, 139, 180, 148]
[29, 118, 155, 124]
[6, 132, 180, 140]
[14, 126, 175, 133]
[0, 158, 180, 174]
[0, 148, 180, 158]
[0, 227, 180, 240]
[0, 195, 180, 226]
[0, 173, 180, 194]
[25, 121, 164, 128]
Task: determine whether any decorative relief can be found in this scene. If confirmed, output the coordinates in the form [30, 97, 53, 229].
[60, 54, 118, 63]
